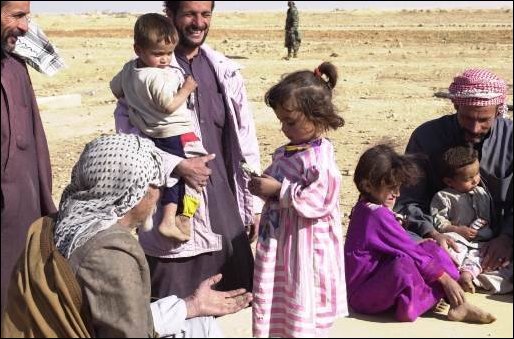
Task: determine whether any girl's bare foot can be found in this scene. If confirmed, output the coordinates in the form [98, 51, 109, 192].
[447, 302, 496, 324]
[458, 271, 476, 293]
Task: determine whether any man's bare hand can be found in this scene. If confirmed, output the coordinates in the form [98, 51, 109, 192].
[430, 231, 459, 251]
[246, 213, 261, 243]
[174, 154, 215, 192]
[455, 226, 478, 241]
[481, 234, 512, 272]
[184, 274, 252, 319]
[429, 231, 460, 265]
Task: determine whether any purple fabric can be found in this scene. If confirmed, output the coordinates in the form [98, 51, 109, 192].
[1, 54, 56, 315]
[344, 200, 459, 321]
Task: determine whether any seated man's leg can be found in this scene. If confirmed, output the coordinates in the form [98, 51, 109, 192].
[476, 262, 514, 294]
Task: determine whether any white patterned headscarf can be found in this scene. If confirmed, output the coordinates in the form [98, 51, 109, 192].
[14, 21, 66, 76]
[54, 134, 164, 258]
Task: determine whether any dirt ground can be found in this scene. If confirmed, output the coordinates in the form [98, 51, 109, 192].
[31, 9, 513, 216]
[29, 8, 512, 337]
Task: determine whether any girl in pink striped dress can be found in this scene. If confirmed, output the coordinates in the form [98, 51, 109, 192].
[249, 62, 348, 338]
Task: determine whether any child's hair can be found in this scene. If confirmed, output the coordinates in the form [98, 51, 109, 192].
[439, 146, 478, 179]
[134, 13, 177, 49]
[164, 1, 216, 14]
[264, 62, 345, 133]
[354, 144, 421, 195]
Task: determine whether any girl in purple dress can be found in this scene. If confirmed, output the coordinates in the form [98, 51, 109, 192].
[344, 144, 495, 324]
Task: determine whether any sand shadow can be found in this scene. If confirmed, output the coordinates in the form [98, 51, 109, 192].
[226, 55, 249, 60]
[349, 307, 453, 323]
[486, 293, 513, 303]
[347, 309, 399, 323]
[422, 310, 448, 321]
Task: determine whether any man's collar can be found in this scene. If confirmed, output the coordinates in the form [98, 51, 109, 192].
[175, 46, 203, 62]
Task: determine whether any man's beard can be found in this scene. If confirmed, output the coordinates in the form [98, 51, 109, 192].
[177, 26, 209, 49]
[460, 127, 487, 145]
[1, 28, 24, 55]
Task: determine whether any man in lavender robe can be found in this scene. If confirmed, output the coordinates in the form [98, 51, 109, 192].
[1, 0, 56, 316]
[114, 1, 262, 299]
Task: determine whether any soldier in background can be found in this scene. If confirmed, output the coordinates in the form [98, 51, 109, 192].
[285, 1, 301, 59]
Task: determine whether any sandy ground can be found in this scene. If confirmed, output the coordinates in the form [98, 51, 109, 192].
[29, 8, 513, 337]
[218, 293, 513, 338]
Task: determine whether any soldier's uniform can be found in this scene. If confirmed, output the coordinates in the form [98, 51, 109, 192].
[285, 2, 301, 59]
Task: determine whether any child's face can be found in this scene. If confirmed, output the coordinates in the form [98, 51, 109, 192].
[136, 40, 175, 68]
[444, 160, 480, 193]
[367, 184, 400, 208]
[274, 104, 318, 145]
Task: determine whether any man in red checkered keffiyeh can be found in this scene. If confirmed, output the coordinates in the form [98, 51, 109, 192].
[449, 68, 508, 117]
[444, 68, 509, 144]
[396, 68, 513, 295]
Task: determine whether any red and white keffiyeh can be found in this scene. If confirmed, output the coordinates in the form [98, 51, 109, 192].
[449, 68, 507, 115]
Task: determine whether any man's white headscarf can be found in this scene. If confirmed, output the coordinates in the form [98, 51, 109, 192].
[14, 21, 65, 76]
[54, 134, 164, 258]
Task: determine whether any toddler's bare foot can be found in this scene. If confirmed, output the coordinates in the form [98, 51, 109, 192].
[447, 302, 496, 324]
[176, 215, 192, 238]
[158, 218, 190, 242]
[459, 271, 476, 293]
